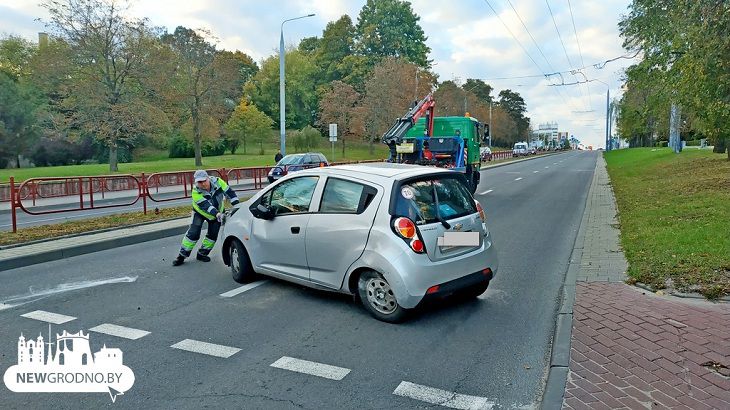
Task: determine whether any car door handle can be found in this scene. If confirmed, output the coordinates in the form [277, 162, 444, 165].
[290, 226, 301, 234]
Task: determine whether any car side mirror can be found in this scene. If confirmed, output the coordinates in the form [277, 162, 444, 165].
[483, 125, 490, 142]
[250, 203, 275, 220]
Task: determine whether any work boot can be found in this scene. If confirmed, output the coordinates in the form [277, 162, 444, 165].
[172, 256, 185, 266]
[196, 254, 211, 262]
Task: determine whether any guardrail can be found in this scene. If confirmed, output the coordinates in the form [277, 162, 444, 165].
[5, 160, 384, 232]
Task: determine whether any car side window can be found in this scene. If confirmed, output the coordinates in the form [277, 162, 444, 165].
[263, 177, 319, 216]
[319, 178, 376, 214]
[308, 155, 319, 164]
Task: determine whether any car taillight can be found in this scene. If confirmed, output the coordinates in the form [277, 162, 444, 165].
[392, 217, 425, 254]
[475, 200, 486, 221]
[393, 217, 416, 239]
[410, 238, 424, 253]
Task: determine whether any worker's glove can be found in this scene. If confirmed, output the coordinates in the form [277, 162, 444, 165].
[216, 212, 224, 223]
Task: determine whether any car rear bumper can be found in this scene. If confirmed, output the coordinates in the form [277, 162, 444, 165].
[388, 233, 499, 308]
[417, 268, 493, 304]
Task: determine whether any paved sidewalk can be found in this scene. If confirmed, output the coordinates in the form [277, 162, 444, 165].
[560, 155, 730, 409]
[565, 283, 730, 410]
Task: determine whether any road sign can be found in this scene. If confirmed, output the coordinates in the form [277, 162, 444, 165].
[329, 136, 337, 142]
[329, 123, 337, 137]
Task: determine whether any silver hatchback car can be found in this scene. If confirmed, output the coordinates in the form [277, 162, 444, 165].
[220, 163, 498, 322]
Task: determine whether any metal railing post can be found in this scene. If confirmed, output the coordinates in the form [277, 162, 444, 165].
[140, 173, 147, 215]
[10, 176, 17, 233]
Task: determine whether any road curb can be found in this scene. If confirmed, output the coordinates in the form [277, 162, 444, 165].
[539, 153, 593, 410]
[0, 222, 188, 272]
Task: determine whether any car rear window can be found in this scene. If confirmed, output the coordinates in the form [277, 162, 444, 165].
[392, 176, 476, 225]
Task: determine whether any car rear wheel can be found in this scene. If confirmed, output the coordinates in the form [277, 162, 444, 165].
[230, 239, 256, 284]
[357, 271, 409, 323]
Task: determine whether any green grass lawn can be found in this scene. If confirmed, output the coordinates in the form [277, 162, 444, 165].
[1, 143, 389, 183]
[605, 148, 730, 298]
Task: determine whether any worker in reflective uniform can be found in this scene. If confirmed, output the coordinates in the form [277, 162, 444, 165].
[172, 170, 240, 266]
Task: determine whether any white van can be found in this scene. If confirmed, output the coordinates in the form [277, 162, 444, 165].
[512, 142, 528, 157]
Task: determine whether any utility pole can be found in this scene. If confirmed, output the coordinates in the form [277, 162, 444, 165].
[669, 103, 682, 153]
[279, 14, 315, 157]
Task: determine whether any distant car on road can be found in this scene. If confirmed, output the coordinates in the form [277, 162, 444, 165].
[512, 142, 528, 157]
[480, 146, 492, 161]
[221, 163, 499, 323]
[267, 152, 328, 183]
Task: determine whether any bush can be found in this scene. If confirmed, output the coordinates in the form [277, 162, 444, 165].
[685, 139, 701, 146]
[30, 137, 95, 166]
[168, 135, 226, 158]
[655, 140, 668, 147]
[168, 135, 194, 158]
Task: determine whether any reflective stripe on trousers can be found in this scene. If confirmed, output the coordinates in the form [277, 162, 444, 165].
[178, 212, 221, 258]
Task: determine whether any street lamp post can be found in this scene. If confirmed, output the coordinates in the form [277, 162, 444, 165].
[280, 14, 315, 157]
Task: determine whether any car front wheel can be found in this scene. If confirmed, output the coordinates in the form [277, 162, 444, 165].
[230, 239, 256, 284]
[357, 271, 409, 323]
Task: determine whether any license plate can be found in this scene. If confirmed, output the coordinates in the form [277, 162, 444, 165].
[396, 143, 415, 153]
[437, 232, 480, 247]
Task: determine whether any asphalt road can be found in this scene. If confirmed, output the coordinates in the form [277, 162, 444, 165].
[0, 151, 597, 409]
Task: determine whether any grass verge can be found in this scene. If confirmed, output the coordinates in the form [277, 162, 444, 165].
[0, 206, 191, 247]
[1, 143, 389, 183]
[604, 148, 730, 298]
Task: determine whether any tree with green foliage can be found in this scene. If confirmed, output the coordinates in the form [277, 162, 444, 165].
[497, 89, 530, 141]
[318, 81, 360, 157]
[244, 49, 318, 130]
[618, 0, 729, 159]
[0, 72, 43, 167]
[354, 0, 431, 68]
[161, 27, 219, 167]
[225, 99, 273, 155]
[41, 0, 158, 171]
[464, 79, 494, 104]
[358, 57, 435, 153]
[316, 15, 356, 84]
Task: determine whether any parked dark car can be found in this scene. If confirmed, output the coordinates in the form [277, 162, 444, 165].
[267, 153, 328, 183]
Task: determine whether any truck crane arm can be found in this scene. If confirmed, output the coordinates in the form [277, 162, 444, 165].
[381, 94, 436, 160]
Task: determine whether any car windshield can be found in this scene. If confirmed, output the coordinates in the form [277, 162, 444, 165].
[278, 155, 303, 166]
[393, 177, 476, 225]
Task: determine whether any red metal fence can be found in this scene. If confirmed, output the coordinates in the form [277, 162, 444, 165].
[5, 160, 385, 233]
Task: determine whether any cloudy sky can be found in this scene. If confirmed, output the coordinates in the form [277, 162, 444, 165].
[1, 0, 637, 148]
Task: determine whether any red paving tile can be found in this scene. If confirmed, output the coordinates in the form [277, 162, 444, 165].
[563, 282, 730, 410]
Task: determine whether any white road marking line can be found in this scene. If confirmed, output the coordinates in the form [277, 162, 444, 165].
[89, 323, 150, 340]
[0, 303, 14, 311]
[553, 162, 558, 165]
[478, 189, 493, 195]
[514, 177, 523, 181]
[533, 171, 539, 173]
[171, 339, 240, 358]
[545, 166, 549, 169]
[270, 356, 351, 380]
[21, 310, 76, 324]
[219, 280, 268, 298]
[393, 381, 494, 410]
